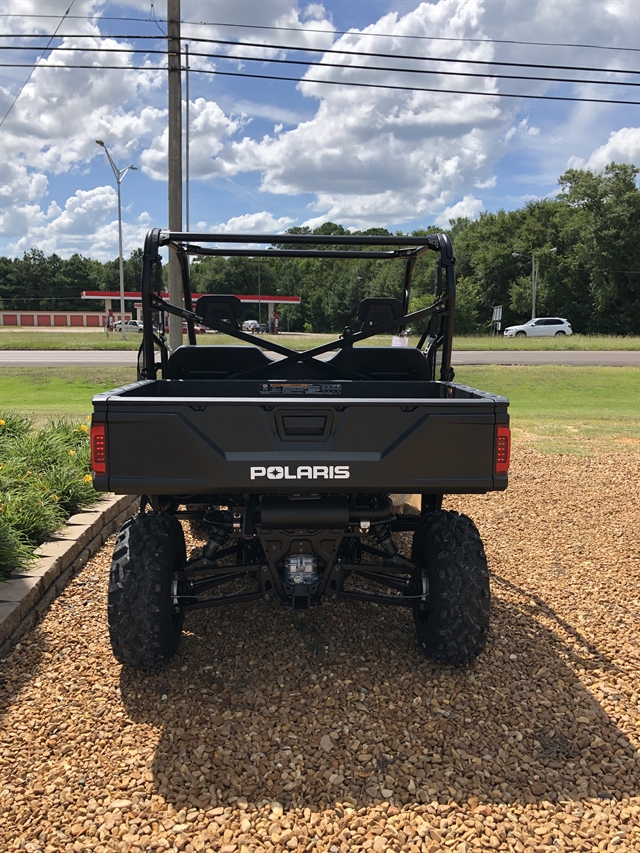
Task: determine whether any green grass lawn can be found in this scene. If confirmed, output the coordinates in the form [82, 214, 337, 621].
[1, 328, 639, 351]
[450, 334, 640, 351]
[0, 367, 137, 420]
[1, 364, 638, 455]
[455, 365, 640, 454]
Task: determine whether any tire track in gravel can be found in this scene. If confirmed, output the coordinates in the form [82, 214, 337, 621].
[1, 448, 639, 852]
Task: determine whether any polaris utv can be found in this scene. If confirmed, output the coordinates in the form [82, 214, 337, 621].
[91, 230, 510, 671]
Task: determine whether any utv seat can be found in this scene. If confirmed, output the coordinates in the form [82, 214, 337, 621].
[165, 294, 272, 379]
[326, 297, 430, 381]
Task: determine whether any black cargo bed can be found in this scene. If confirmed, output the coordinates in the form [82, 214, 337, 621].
[93, 377, 508, 496]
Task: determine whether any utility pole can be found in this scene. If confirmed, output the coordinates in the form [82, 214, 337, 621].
[531, 251, 537, 320]
[167, 0, 182, 351]
[513, 248, 556, 320]
[185, 43, 190, 232]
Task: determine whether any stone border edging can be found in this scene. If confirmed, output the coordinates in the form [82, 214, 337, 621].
[0, 494, 140, 657]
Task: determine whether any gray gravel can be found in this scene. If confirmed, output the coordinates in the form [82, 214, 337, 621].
[1, 447, 639, 852]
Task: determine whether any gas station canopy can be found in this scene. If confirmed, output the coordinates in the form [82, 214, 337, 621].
[81, 291, 300, 305]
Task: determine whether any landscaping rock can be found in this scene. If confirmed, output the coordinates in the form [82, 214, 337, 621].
[1, 448, 639, 852]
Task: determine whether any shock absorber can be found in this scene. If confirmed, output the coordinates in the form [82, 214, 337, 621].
[202, 525, 229, 560]
[372, 523, 398, 559]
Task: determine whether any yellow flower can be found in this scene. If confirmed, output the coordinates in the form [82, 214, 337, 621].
[86, 415, 92, 421]
[79, 424, 88, 433]
[0, 419, 5, 427]
[68, 450, 76, 456]
[84, 474, 92, 483]
[51, 494, 59, 501]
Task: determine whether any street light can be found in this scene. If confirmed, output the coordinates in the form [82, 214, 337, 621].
[96, 140, 137, 340]
[512, 247, 556, 319]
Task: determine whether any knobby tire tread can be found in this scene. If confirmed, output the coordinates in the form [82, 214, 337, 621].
[108, 511, 186, 671]
[411, 510, 490, 666]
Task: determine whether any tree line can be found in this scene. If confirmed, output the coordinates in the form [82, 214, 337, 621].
[1, 163, 638, 335]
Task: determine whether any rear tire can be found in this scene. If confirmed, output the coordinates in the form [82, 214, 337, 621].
[515, 330, 526, 337]
[108, 511, 187, 671]
[410, 510, 490, 665]
[555, 330, 566, 336]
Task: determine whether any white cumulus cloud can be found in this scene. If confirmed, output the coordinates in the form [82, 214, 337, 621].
[2, 0, 639, 257]
[434, 194, 484, 227]
[191, 0, 508, 228]
[208, 211, 295, 234]
[567, 127, 640, 171]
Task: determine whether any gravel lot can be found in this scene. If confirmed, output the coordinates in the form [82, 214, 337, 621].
[1, 448, 639, 852]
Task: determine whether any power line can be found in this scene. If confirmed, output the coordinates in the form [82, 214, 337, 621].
[2, 45, 637, 87]
[0, 0, 75, 128]
[1, 62, 637, 105]
[0, 13, 638, 52]
[177, 36, 640, 76]
[184, 20, 640, 55]
[3, 33, 638, 75]
[189, 22, 640, 54]
[148, 0, 165, 37]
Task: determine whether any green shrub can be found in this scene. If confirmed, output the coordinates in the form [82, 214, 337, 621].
[0, 412, 31, 442]
[0, 516, 34, 574]
[1, 484, 65, 545]
[0, 413, 98, 578]
[42, 462, 95, 517]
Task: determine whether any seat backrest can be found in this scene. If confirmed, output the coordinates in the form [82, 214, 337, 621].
[357, 297, 404, 330]
[329, 346, 431, 381]
[195, 295, 243, 329]
[165, 345, 273, 379]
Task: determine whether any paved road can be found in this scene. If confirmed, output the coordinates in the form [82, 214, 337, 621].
[1, 349, 638, 367]
[0, 350, 139, 366]
[451, 350, 640, 366]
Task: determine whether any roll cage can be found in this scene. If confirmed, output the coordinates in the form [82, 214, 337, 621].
[138, 229, 456, 383]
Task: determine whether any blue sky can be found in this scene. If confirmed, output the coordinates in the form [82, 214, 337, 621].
[1, 0, 638, 260]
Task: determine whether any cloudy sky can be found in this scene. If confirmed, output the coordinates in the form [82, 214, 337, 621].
[1, 0, 638, 260]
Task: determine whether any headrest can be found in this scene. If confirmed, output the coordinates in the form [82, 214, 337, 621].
[357, 297, 404, 329]
[194, 295, 243, 329]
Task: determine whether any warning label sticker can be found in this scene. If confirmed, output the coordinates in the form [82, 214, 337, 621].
[259, 383, 342, 395]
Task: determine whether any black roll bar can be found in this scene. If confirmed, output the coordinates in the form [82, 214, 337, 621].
[139, 229, 456, 382]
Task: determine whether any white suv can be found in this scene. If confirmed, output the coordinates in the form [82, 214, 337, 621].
[114, 319, 144, 333]
[504, 317, 573, 337]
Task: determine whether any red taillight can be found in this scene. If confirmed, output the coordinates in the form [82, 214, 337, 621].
[91, 423, 107, 475]
[495, 425, 511, 473]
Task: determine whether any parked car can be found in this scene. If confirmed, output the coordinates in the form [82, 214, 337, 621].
[161, 322, 206, 334]
[242, 319, 260, 332]
[114, 319, 144, 333]
[258, 323, 269, 334]
[504, 317, 572, 337]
